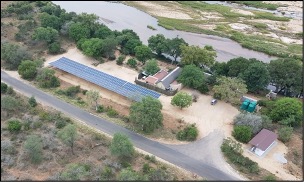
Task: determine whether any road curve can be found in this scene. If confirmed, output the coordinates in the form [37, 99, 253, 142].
[1, 70, 240, 180]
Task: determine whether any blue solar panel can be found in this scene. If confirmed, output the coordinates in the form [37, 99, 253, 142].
[50, 57, 161, 101]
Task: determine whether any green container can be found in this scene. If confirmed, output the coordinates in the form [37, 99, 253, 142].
[247, 103, 256, 112]
[240, 101, 250, 110]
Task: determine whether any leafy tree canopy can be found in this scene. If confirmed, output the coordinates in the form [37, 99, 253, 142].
[180, 44, 216, 67]
[177, 64, 205, 89]
[171, 92, 193, 109]
[144, 59, 160, 75]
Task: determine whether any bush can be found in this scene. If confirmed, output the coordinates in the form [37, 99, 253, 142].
[60, 163, 90, 180]
[117, 55, 126, 65]
[127, 58, 137, 68]
[28, 96, 37, 107]
[107, 108, 118, 117]
[232, 125, 252, 143]
[197, 84, 209, 94]
[278, 126, 293, 143]
[7, 119, 22, 132]
[1, 82, 8, 93]
[48, 41, 61, 54]
[100, 166, 113, 180]
[82, 89, 88, 95]
[142, 163, 151, 173]
[6, 86, 15, 95]
[65, 85, 80, 97]
[263, 174, 276, 181]
[24, 135, 43, 164]
[1, 95, 18, 111]
[177, 124, 198, 141]
[96, 105, 104, 113]
[55, 119, 67, 129]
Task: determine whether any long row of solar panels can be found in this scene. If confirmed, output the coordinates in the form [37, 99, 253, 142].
[50, 57, 161, 101]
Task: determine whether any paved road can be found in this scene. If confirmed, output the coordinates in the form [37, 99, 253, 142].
[1, 70, 240, 180]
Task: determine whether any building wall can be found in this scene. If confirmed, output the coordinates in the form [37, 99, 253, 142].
[170, 83, 182, 91]
[156, 82, 166, 90]
[254, 148, 265, 156]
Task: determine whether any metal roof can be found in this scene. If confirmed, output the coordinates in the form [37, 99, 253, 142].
[249, 129, 277, 151]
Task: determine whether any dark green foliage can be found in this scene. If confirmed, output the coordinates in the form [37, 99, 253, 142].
[180, 44, 216, 67]
[231, 1, 279, 10]
[18, 60, 37, 80]
[81, 38, 104, 58]
[1, 95, 18, 111]
[148, 168, 172, 181]
[171, 92, 193, 109]
[100, 166, 113, 180]
[270, 98, 302, 127]
[108, 54, 116, 60]
[28, 96, 37, 107]
[278, 126, 293, 143]
[39, 12, 62, 30]
[176, 124, 198, 141]
[96, 105, 104, 113]
[48, 41, 61, 54]
[110, 133, 135, 159]
[57, 124, 78, 155]
[6, 86, 15, 95]
[130, 96, 163, 133]
[106, 108, 118, 118]
[148, 34, 168, 56]
[121, 161, 131, 168]
[102, 37, 118, 59]
[142, 163, 151, 173]
[55, 119, 67, 129]
[221, 138, 259, 174]
[6, 1, 33, 15]
[1, 82, 8, 93]
[263, 174, 276, 181]
[32, 27, 59, 44]
[197, 83, 209, 94]
[118, 168, 142, 181]
[177, 64, 205, 89]
[116, 55, 126, 65]
[68, 22, 91, 41]
[122, 39, 142, 55]
[36, 68, 60, 88]
[7, 119, 22, 132]
[94, 25, 113, 39]
[127, 58, 137, 68]
[24, 135, 43, 164]
[232, 125, 252, 143]
[144, 59, 160, 75]
[166, 36, 188, 62]
[135, 45, 152, 64]
[1, 42, 31, 70]
[65, 85, 80, 97]
[226, 57, 250, 77]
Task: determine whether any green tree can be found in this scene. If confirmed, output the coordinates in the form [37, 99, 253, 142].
[110, 133, 135, 159]
[7, 119, 22, 132]
[268, 58, 302, 95]
[278, 126, 293, 143]
[239, 61, 270, 93]
[24, 135, 43, 164]
[68, 22, 91, 41]
[177, 64, 205, 89]
[210, 62, 228, 76]
[134, 45, 152, 64]
[127, 58, 137, 68]
[116, 55, 126, 65]
[148, 34, 168, 56]
[81, 38, 104, 58]
[86, 90, 100, 110]
[57, 124, 78, 155]
[176, 124, 198, 141]
[39, 12, 62, 30]
[180, 44, 216, 67]
[94, 25, 113, 39]
[18, 60, 37, 80]
[32, 27, 59, 44]
[102, 37, 118, 59]
[213, 76, 247, 104]
[171, 92, 193, 110]
[1, 82, 8, 93]
[166, 36, 188, 63]
[118, 168, 142, 181]
[226, 57, 250, 77]
[232, 125, 252, 143]
[144, 59, 160, 75]
[270, 98, 302, 126]
[36, 68, 60, 88]
[130, 96, 163, 133]
[1, 95, 18, 111]
[48, 41, 61, 54]
[1, 42, 31, 70]
[28, 96, 37, 107]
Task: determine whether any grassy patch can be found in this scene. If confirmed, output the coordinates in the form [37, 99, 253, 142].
[253, 11, 290, 21]
[229, 1, 280, 10]
[147, 25, 156, 30]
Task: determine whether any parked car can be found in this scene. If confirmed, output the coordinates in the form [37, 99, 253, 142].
[211, 99, 217, 105]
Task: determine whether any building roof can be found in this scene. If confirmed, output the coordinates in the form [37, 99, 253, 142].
[160, 67, 182, 89]
[153, 70, 168, 80]
[170, 80, 178, 85]
[249, 129, 277, 151]
[145, 76, 158, 85]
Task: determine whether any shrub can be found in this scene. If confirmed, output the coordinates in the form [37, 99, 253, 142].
[116, 55, 126, 65]
[1, 82, 8, 93]
[24, 135, 43, 164]
[55, 119, 67, 129]
[65, 85, 80, 97]
[6, 86, 15, 95]
[110, 133, 135, 159]
[7, 119, 22, 132]
[32, 121, 43, 129]
[100, 166, 113, 180]
[197, 83, 209, 94]
[142, 163, 151, 173]
[60, 163, 90, 180]
[121, 161, 131, 168]
[28, 96, 37, 107]
[108, 54, 116, 60]
[149, 155, 156, 163]
[127, 58, 137, 68]
[176, 124, 198, 141]
[82, 89, 88, 95]
[48, 41, 61, 54]
[96, 105, 104, 113]
[107, 108, 118, 117]
[263, 174, 276, 181]
[1, 95, 18, 111]
[232, 125, 252, 143]
[278, 126, 293, 143]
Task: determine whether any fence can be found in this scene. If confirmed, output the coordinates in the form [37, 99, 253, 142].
[134, 78, 178, 96]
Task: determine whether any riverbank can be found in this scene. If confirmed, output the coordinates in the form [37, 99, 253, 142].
[122, 1, 302, 60]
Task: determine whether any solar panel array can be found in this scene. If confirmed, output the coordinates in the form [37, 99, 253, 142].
[50, 57, 161, 101]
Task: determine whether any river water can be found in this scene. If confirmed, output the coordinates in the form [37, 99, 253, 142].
[53, 1, 277, 63]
